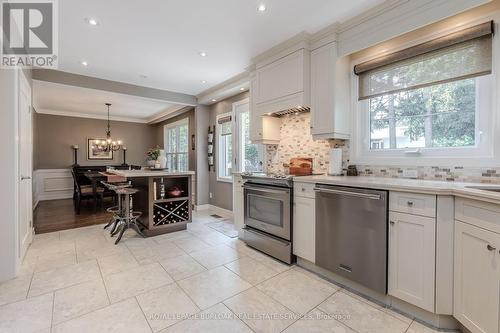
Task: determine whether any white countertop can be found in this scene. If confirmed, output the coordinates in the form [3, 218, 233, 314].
[294, 175, 500, 204]
[110, 170, 195, 178]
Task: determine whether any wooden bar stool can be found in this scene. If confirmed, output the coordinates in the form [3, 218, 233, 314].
[111, 187, 145, 245]
[101, 181, 132, 233]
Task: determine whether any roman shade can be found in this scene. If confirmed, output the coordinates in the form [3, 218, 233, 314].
[355, 21, 494, 100]
[217, 115, 232, 136]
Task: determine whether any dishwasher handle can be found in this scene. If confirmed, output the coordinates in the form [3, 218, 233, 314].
[313, 187, 381, 200]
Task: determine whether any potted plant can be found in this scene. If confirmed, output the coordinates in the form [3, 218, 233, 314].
[146, 146, 161, 167]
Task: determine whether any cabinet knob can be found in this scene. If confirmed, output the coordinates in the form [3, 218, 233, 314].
[301, 188, 306, 192]
[390, 221, 395, 225]
[487, 244, 497, 251]
[407, 201, 414, 207]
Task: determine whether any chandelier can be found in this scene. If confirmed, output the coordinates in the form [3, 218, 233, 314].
[93, 103, 123, 152]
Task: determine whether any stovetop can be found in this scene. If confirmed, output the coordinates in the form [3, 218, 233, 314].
[241, 172, 295, 187]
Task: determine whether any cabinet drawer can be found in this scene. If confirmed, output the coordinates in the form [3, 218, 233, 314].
[294, 182, 315, 199]
[390, 192, 436, 217]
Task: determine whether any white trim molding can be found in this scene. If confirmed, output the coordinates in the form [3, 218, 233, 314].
[195, 204, 234, 218]
[35, 108, 149, 123]
[34, 169, 74, 202]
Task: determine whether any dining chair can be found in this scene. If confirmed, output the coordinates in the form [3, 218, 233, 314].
[71, 170, 104, 214]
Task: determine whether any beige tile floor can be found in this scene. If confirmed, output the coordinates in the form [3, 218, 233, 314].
[0, 210, 447, 333]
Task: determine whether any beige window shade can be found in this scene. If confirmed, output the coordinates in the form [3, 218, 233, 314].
[217, 115, 232, 136]
[356, 21, 494, 100]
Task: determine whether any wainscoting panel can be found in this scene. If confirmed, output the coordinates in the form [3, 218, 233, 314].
[34, 169, 73, 203]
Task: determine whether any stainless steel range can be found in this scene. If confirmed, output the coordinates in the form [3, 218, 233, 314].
[240, 173, 294, 264]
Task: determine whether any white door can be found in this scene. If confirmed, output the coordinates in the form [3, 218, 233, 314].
[454, 221, 500, 333]
[388, 212, 435, 312]
[293, 196, 315, 263]
[18, 71, 33, 261]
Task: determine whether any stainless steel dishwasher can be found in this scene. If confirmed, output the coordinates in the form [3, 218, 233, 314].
[314, 184, 388, 294]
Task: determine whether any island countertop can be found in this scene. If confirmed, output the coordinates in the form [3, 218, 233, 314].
[110, 170, 195, 178]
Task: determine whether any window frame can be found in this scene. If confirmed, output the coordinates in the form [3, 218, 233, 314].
[232, 98, 264, 173]
[216, 112, 233, 183]
[163, 118, 189, 171]
[350, 18, 500, 167]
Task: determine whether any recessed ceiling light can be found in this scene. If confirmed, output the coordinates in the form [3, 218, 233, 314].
[257, 4, 266, 12]
[199, 51, 207, 57]
[201, 80, 207, 84]
[212, 99, 217, 102]
[85, 18, 99, 26]
[240, 87, 245, 91]
[81, 61, 88, 67]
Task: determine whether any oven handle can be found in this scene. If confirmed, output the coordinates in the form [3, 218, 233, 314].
[313, 187, 381, 200]
[243, 184, 290, 195]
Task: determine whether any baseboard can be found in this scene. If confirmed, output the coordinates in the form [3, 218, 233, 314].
[195, 204, 234, 218]
[194, 204, 210, 211]
[38, 192, 73, 201]
[209, 205, 234, 218]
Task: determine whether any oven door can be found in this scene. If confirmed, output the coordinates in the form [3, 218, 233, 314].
[243, 183, 291, 240]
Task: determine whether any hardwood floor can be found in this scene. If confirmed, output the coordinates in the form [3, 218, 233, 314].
[34, 198, 113, 234]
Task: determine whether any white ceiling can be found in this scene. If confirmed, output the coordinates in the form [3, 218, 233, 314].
[58, 0, 384, 96]
[33, 80, 183, 122]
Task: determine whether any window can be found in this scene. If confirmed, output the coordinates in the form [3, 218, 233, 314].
[352, 21, 496, 165]
[164, 119, 189, 171]
[233, 100, 264, 173]
[217, 112, 233, 181]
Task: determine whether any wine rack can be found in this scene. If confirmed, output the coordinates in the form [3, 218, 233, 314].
[144, 175, 192, 236]
[152, 200, 189, 226]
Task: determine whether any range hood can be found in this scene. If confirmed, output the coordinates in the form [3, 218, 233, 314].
[268, 106, 310, 117]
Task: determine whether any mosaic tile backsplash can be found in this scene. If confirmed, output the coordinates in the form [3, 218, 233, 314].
[265, 112, 500, 184]
[265, 113, 349, 174]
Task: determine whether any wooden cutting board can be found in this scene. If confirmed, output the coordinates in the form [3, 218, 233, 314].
[289, 157, 313, 175]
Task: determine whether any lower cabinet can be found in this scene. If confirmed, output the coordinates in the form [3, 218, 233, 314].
[232, 175, 245, 231]
[388, 211, 435, 312]
[454, 220, 500, 333]
[293, 195, 315, 262]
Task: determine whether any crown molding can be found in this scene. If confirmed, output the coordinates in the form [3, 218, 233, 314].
[35, 108, 148, 123]
[147, 105, 194, 124]
[196, 71, 250, 105]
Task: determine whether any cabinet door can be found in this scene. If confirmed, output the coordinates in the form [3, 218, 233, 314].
[255, 50, 305, 104]
[388, 212, 435, 312]
[232, 176, 245, 231]
[293, 196, 315, 262]
[311, 43, 335, 136]
[454, 221, 500, 333]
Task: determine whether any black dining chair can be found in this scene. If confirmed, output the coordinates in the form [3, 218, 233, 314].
[71, 170, 104, 214]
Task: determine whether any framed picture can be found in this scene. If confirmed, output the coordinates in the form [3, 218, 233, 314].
[87, 138, 113, 160]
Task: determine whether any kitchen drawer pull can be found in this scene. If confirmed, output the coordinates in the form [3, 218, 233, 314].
[314, 188, 381, 200]
[390, 221, 395, 225]
[487, 244, 496, 251]
[407, 201, 414, 206]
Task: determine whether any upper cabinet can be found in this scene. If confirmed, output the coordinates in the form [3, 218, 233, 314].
[254, 49, 311, 115]
[310, 42, 350, 140]
[249, 74, 281, 144]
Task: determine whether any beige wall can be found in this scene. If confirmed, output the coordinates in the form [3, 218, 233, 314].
[34, 113, 156, 169]
[153, 109, 196, 171]
[208, 91, 250, 211]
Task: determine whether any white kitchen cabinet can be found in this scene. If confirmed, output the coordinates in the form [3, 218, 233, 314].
[254, 49, 310, 109]
[293, 195, 315, 263]
[310, 42, 350, 140]
[232, 175, 245, 233]
[454, 220, 500, 333]
[388, 211, 435, 312]
[249, 76, 281, 144]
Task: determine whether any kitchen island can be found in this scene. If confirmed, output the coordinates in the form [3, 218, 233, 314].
[110, 170, 195, 236]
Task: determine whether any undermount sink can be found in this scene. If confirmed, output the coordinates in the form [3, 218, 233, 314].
[465, 186, 500, 193]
